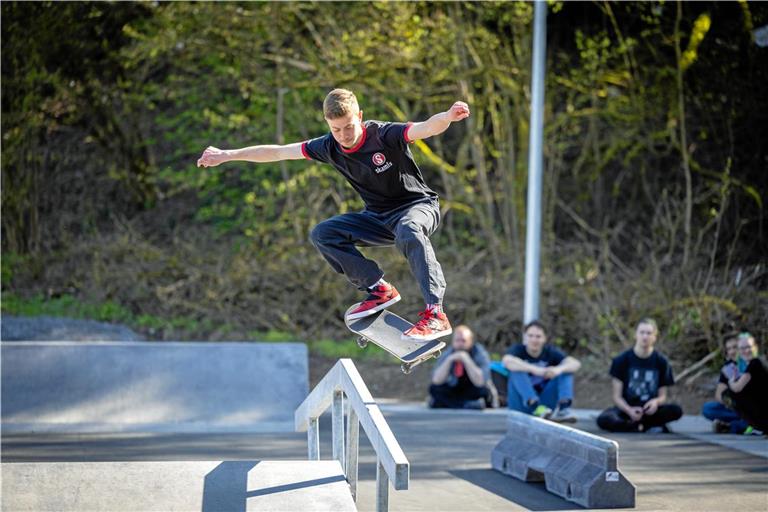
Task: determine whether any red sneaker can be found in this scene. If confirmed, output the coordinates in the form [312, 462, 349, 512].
[402, 308, 452, 341]
[346, 283, 401, 320]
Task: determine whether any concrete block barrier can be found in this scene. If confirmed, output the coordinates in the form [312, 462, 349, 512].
[491, 411, 636, 508]
[1, 341, 308, 433]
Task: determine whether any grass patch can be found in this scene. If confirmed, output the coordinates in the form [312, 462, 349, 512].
[247, 330, 297, 342]
[1, 292, 206, 337]
[1, 292, 392, 361]
[310, 337, 391, 361]
[1, 292, 134, 323]
[247, 329, 391, 360]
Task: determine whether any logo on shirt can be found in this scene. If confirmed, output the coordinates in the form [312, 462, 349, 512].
[372, 152, 387, 166]
[627, 367, 659, 403]
[372, 152, 393, 174]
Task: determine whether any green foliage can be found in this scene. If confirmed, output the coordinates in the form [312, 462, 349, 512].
[2, 1, 766, 364]
[310, 338, 391, 361]
[2, 293, 134, 324]
[1, 253, 22, 287]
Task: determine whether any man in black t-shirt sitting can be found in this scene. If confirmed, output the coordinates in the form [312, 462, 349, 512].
[428, 325, 492, 409]
[701, 333, 748, 433]
[198, 89, 470, 341]
[502, 320, 581, 423]
[726, 333, 767, 433]
[597, 318, 683, 433]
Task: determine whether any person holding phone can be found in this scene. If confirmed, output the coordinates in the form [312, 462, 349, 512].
[726, 333, 767, 434]
[702, 333, 748, 433]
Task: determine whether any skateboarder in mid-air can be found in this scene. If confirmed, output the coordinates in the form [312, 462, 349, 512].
[197, 88, 470, 341]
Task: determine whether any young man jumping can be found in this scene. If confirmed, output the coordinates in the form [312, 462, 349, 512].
[197, 88, 470, 340]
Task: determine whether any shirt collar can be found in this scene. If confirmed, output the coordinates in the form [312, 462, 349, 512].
[340, 123, 368, 154]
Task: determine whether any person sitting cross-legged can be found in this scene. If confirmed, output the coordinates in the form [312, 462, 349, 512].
[502, 320, 581, 423]
[428, 325, 492, 409]
[596, 318, 683, 433]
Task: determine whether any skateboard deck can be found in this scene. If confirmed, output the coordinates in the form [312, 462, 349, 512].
[344, 303, 446, 374]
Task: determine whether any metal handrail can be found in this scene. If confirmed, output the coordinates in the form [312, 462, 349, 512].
[295, 358, 409, 511]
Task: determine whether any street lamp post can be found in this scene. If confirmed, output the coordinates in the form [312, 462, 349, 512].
[523, 0, 547, 324]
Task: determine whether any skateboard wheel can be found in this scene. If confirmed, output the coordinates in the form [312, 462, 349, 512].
[401, 363, 412, 374]
[434, 350, 442, 359]
[357, 337, 368, 349]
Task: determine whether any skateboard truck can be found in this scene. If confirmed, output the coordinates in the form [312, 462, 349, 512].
[356, 333, 441, 374]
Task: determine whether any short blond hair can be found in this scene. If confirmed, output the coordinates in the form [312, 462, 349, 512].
[323, 88, 359, 119]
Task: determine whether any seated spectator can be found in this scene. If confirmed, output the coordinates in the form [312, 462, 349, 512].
[701, 333, 749, 433]
[726, 333, 767, 434]
[597, 318, 683, 433]
[502, 320, 581, 422]
[429, 325, 492, 409]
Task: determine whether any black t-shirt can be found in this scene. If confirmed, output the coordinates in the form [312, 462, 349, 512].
[609, 349, 675, 407]
[301, 120, 438, 213]
[739, 357, 768, 401]
[506, 343, 566, 390]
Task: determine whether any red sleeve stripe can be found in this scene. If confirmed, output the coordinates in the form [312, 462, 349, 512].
[404, 122, 414, 144]
[301, 141, 311, 160]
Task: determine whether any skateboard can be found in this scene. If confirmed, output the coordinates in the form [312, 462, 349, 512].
[344, 303, 446, 374]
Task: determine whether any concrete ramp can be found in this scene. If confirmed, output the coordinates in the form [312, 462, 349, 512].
[2, 460, 355, 512]
[1, 341, 307, 433]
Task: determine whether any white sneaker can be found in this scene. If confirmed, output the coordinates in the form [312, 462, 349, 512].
[550, 406, 577, 423]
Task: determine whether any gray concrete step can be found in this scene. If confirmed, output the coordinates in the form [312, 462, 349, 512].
[2, 460, 356, 512]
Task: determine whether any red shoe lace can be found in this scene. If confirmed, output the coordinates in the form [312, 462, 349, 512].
[412, 309, 434, 330]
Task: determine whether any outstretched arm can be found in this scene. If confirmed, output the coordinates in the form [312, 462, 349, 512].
[406, 101, 470, 141]
[197, 142, 305, 167]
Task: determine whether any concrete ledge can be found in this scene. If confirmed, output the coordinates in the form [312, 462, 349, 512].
[491, 411, 636, 509]
[1, 341, 307, 433]
[1, 460, 355, 512]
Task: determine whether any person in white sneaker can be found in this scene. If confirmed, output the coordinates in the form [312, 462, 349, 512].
[502, 320, 581, 423]
[701, 333, 749, 433]
[726, 332, 768, 433]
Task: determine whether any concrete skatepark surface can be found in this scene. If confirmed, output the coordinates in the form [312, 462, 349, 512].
[2, 460, 356, 512]
[4, 405, 767, 511]
[2, 341, 308, 433]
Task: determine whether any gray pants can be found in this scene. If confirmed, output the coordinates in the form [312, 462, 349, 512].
[309, 200, 446, 304]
